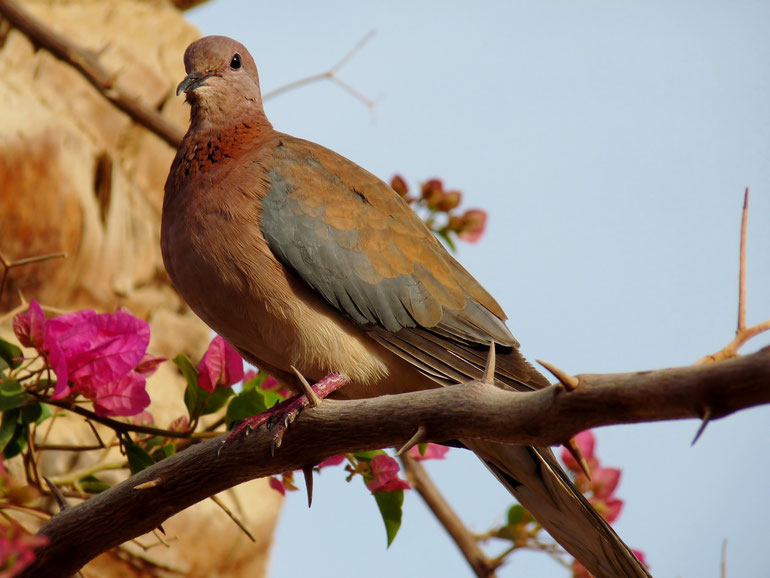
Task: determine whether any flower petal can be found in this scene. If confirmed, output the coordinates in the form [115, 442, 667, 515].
[92, 372, 150, 417]
[196, 336, 244, 392]
[13, 300, 46, 349]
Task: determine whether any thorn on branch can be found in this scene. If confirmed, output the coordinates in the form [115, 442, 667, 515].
[691, 408, 712, 446]
[133, 478, 163, 490]
[482, 341, 496, 384]
[290, 365, 321, 407]
[537, 359, 579, 391]
[395, 426, 427, 457]
[43, 477, 69, 511]
[302, 465, 314, 508]
[564, 438, 592, 480]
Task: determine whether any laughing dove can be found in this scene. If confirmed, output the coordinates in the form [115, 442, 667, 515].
[162, 35, 649, 578]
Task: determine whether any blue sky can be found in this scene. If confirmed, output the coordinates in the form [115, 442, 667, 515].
[188, 2, 770, 576]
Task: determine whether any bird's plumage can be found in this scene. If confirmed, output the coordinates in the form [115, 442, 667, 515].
[162, 35, 650, 577]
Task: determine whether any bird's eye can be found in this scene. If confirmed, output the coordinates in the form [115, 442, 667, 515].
[230, 54, 242, 70]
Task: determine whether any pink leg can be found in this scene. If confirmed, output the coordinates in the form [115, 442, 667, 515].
[220, 372, 348, 455]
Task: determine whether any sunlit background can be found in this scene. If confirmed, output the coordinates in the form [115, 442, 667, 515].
[186, 2, 770, 576]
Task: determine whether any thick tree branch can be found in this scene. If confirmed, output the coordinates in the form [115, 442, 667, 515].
[21, 348, 770, 577]
[0, 0, 184, 148]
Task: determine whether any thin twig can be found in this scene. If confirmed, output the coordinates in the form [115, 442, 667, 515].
[0, 249, 65, 302]
[737, 187, 749, 332]
[262, 30, 376, 115]
[209, 494, 255, 543]
[401, 455, 497, 577]
[696, 187, 770, 363]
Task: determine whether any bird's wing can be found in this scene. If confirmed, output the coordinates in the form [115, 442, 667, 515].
[259, 135, 544, 389]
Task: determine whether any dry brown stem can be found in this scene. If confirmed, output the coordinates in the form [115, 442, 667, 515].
[697, 188, 770, 363]
[401, 455, 497, 578]
[20, 348, 770, 577]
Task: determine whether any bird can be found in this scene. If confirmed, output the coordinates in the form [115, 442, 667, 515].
[162, 35, 650, 578]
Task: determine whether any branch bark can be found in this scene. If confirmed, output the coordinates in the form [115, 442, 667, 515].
[0, 0, 184, 148]
[21, 347, 770, 577]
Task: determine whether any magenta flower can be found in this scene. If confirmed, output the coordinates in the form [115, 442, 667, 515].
[12, 301, 155, 418]
[196, 336, 244, 393]
[591, 467, 621, 499]
[0, 521, 49, 577]
[12, 301, 45, 349]
[406, 443, 450, 461]
[457, 209, 488, 243]
[365, 455, 410, 494]
[318, 455, 346, 469]
[44, 307, 150, 400]
[268, 476, 286, 497]
[134, 353, 166, 378]
[91, 372, 151, 418]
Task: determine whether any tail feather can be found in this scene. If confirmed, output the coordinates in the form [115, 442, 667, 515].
[464, 439, 650, 578]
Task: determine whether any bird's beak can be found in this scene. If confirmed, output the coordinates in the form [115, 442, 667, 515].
[176, 71, 213, 96]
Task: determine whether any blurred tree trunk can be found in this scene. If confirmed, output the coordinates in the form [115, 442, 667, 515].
[0, 1, 281, 576]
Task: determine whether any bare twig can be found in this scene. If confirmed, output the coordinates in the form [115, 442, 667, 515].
[401, 455, 497, 577]
[697, 187, 770, 363]
[0, 0, 184, 148]
[262, 30, 376, 115]
[21, 348, 770, 577]
[209, 494, 255, 543]
[0, 249, 66, 302]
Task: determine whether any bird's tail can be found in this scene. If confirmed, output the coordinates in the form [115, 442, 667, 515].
[463, 439, 650, 578]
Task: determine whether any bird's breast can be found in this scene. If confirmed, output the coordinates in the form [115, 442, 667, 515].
[160, 179, 413, 394]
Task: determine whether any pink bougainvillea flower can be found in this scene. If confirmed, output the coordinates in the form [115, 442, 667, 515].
[0, 521, 49, 577]
[457, 208, 488, 243]
[571, 560, 591, 578]
[196, 335, 244, 393]
[92, 372, 151, 418]
[44, 308, 150, 398]
[593, 496, 624, 523]
[631, 549, 648, 568]
[130, 410, 155, 427]
[318, 455, 346, 469]
[591, 466, 621, 499]
[259, 374, 291, 398]
[268, 476, 286, 496]
[407, 443, 450, 461]
[12, 300, 46, 349]
[365, 455, 410, 494]
[134, 353, 166, 378]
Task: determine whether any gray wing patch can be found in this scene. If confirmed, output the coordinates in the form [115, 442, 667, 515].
[261, 169, 442, 332]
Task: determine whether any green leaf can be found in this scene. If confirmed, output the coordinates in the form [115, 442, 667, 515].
[177, 353, 234, 418]
[200, 386, 234, 416]
[352, 449, 385, 462]
[0, 338, 23, 370]
[0, 378, 28, 412]
[161, 442, 176, 458]
[225, 388, 268, 428]
[3, 422, 28, 459]
[0, 409, 19, 453]
[35, 403, 53, 425]
[374, 490, 405, 547]
[79, 475, 112, 494]
[20, 403, 42, 424]
[507, 504, 525, 526]
[125, 443, 156, 475]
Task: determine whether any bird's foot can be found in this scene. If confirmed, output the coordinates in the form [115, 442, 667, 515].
[219, 372, 348, 455]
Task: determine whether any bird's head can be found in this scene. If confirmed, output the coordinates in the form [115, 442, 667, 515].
[177, 36, 266, 129]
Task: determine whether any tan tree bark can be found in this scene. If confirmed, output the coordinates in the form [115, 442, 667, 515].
[0, 2, 281, 576]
